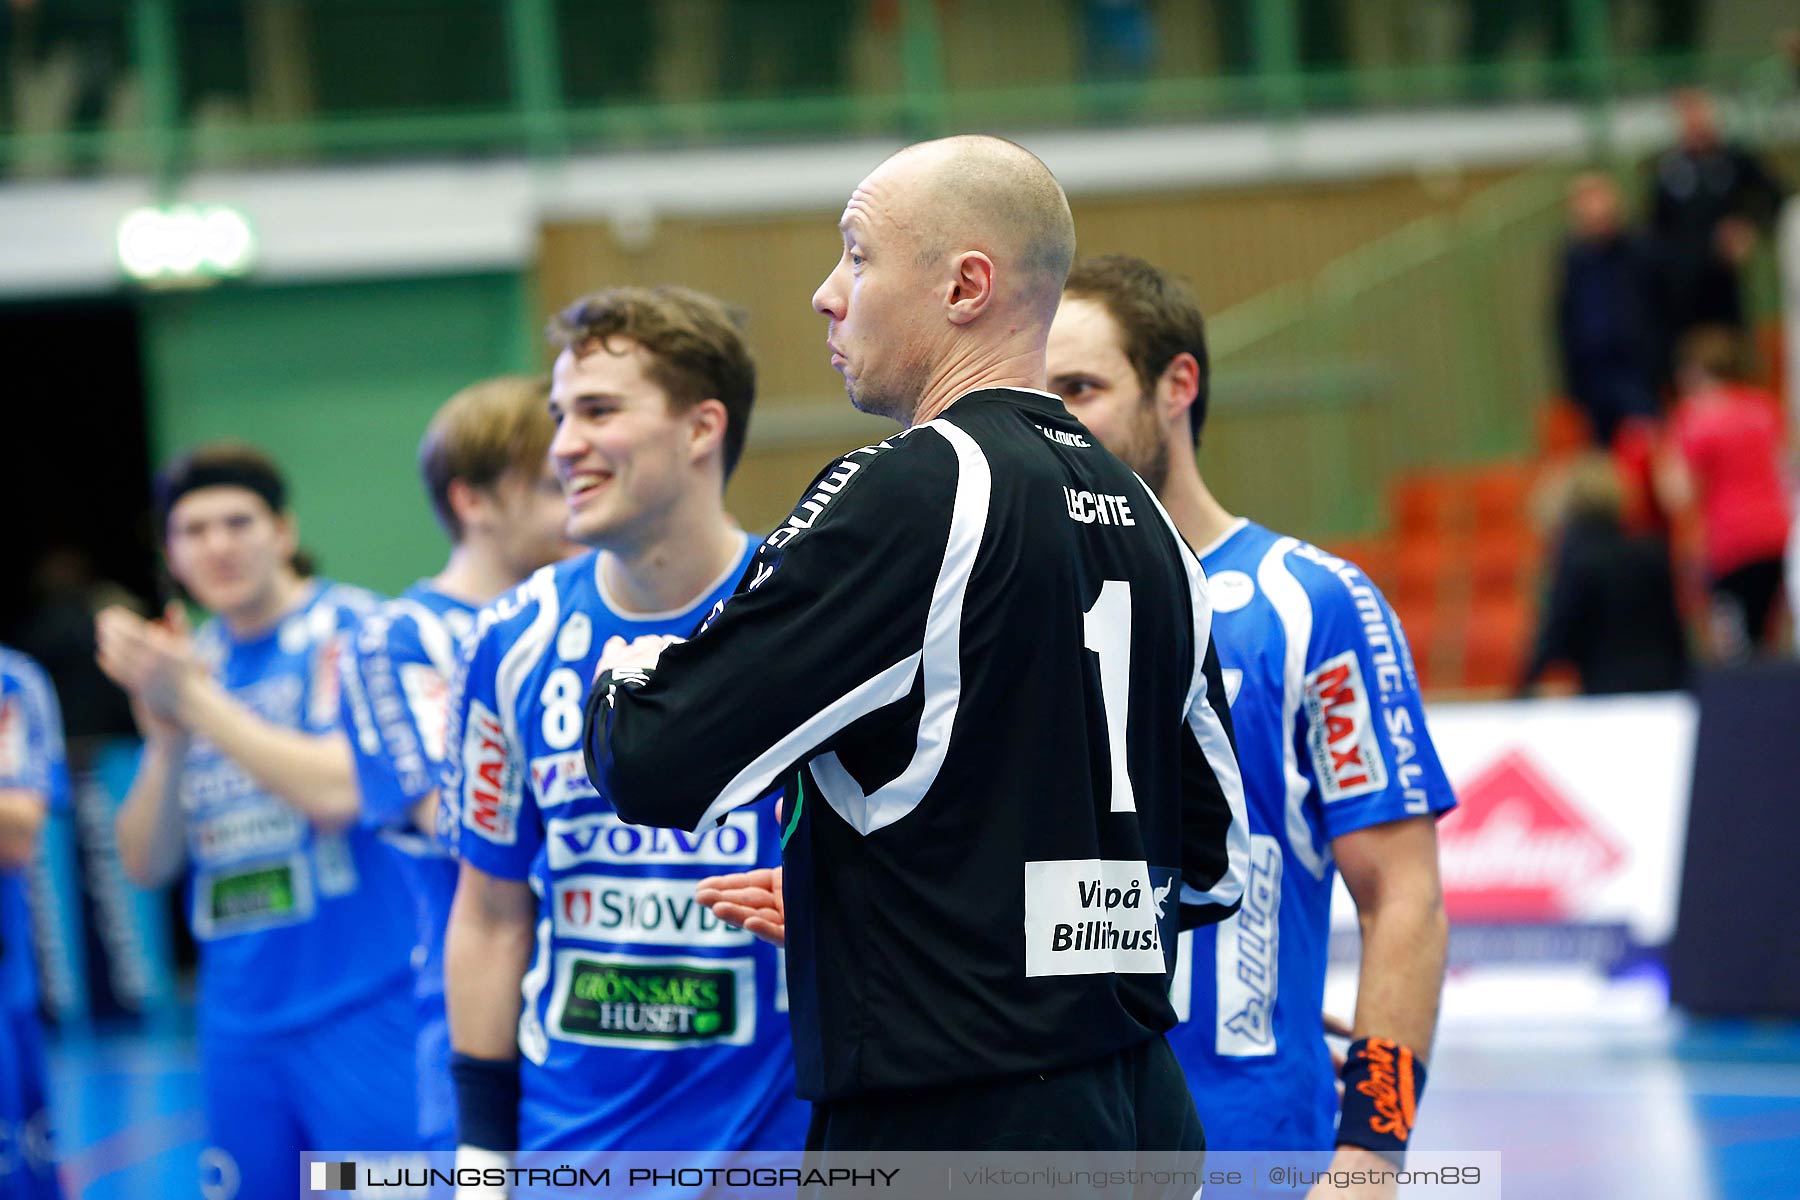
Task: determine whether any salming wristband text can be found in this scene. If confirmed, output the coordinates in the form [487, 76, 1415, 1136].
[1336, 1036, 1427, 1164]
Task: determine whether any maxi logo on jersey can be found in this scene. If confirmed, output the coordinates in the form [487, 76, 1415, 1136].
[546, 813, 758, 871]
[1293, 544, 1431, 814]
[552, 875, 753, 947]
[1301, 650, 1387, 803]
[461, 698, 521, 844]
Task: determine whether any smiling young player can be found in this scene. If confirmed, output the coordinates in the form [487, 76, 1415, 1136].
[440, 288, 803, 1184]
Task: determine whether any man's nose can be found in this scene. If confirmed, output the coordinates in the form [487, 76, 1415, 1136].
[813, 268, 844, 319]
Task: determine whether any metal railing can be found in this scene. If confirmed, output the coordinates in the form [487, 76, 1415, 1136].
[1, 0, 1789, 190]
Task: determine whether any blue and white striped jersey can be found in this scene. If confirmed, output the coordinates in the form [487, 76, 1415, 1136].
[1167, 520, 1456, 1150]
[442, 542, 806, 1155]
[340, 582, 476, 1145]
[0, 646, 68, 1015]
[181, 581, 416, 1038]
[341, 582, 474, 996]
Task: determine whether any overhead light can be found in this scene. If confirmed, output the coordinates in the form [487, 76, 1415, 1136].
[117, 205, 256, 283]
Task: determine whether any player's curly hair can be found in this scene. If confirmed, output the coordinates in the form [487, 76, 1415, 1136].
[548, 286, 757, 479]
[1064, 255, 1211, 447]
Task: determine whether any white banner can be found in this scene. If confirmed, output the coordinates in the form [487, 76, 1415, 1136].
[1328, 693, 1697, 1024]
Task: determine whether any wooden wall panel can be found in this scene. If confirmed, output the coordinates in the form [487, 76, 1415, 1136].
[536, 164, 1520, 534]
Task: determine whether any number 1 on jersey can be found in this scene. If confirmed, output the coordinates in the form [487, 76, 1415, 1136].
[1083, 580, 1136, 813]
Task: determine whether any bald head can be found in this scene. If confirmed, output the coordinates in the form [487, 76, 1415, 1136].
[814, 135, 1078, 425]
[879, 136, 1077, 318]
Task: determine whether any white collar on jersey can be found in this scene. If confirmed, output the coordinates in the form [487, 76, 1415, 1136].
[592, 530, 753, 624]
[1191, 516, 1251, 561]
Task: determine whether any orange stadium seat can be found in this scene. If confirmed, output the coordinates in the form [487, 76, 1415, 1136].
[1393, 533, 1457, 612]
[1469, 525, 1540, 603]
[1390, 474, 1464, 538]
[1461, 595, 1534, 691]
[1469, 464, 1536, 534]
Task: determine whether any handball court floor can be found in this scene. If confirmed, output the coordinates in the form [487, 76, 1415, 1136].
[45, 1018, 1800, 1199]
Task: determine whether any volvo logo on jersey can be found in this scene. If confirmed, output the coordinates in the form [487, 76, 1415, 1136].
[546, 813, 758, 871]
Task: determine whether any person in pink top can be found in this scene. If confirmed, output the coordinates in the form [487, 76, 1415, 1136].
[1659, 326, 1794, 659]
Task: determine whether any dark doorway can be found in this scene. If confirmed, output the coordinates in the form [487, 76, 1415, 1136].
[0, 297, 157, 738]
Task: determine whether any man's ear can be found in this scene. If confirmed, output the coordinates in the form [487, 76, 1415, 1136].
[687, 398, 729, 465]
[445, 477, 489, 533]
[945, 251, 997, 326]
[1157, 352, 1202, 428]
[276, 510, 301, 560]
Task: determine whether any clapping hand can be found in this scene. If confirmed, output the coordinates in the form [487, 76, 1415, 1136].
[96, 602, 199, 737]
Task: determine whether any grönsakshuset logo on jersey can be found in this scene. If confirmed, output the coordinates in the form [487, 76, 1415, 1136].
[1436, 750, 1625, 921]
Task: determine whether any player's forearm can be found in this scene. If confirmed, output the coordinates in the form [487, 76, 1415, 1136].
[180, 677, 361, 831]
[0, 790, 46, 868]
[115, 737, 190, 888]
[1349, 885, 1448, 1061]
[445, 877, 536, 1061]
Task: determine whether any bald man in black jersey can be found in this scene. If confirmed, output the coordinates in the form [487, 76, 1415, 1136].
[584, 136, 1248, 1154]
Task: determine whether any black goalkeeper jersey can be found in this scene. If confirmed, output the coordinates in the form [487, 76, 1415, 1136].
[585, 386, 1248, 1102]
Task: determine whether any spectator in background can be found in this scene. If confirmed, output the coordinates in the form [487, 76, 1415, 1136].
[1555, 172, 1662, 447]
[1658, 327, 1794, 661]
[1646, 90, 1787, 379]
[1522, 453, 1689, 696]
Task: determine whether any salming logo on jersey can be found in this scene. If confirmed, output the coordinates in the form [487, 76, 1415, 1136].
[1302, 650, 1387, 802]
[1035, 423, 1090, 447]
[764, 439, 895, 551]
